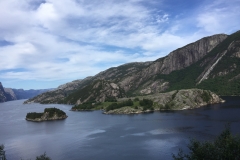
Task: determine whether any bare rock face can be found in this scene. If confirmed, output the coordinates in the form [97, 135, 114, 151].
[229, 40, 240, 58]
[0, 82, 17, 102]
[4, 88, 17, 100]
[114, 34, 227, 95]
[24, 78, 92, 104]
[197, 35, 240, 83]
[0, 82, 7, 102]
[105, 89, 224, 114]
[73, 80, 125, 105]
[159, 34, 228, 74]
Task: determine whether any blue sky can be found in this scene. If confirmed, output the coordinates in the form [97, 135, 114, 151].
[0, 0, 240, 89]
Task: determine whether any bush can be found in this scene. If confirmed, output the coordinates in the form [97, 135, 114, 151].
[105, 99, 134, 111]
[44, 108, 66, 117]
[26, 112, 44, 119]
[134, 97, 139, 101]
[36, 152, 51, 160]
[201, 90, 212, 102]
[173, 125, 240, 160]
[0, 144, 4, 150]
[0, 145, 6, 160]
[139, 99, 153, 110]
[164, 101, 175, 110]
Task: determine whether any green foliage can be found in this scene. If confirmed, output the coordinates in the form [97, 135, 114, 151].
[164, 101, 175, 110]
[26, 108, 66, 119]
[105, 97, 117, 102]
[72, 102, 95, 110]
[173, 125, 240, 160]
[134, 97, 139, 101]
[139, 99, 153, 110]
[26, 112, 44, 119]
[201, 90, 212, 102]
[44, 108, 66, 117]
[36, 152, 51, 160]
[0, 144, 6, 160]
[0, 144, 4, 150]
[105, 99, 133, 111]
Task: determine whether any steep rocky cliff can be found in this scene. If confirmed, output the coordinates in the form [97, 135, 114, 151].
[0, 82, 8, 102]
[4, 88, 17, 100]
[25, 31, 240, 105]
[0, 82, 17, 102]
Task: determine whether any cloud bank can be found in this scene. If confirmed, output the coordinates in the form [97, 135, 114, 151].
[0, 0, 240, 89]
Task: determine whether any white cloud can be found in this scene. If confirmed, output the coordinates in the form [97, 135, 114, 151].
[196, 0, 240, 34]
[0, 0, 239, 89]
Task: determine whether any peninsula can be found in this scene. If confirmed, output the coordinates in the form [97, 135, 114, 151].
[71, 89, 224, 114]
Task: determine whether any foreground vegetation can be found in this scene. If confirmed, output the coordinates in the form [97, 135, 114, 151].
[0, 144, 6, 160]
[173, 125, 240, 160]
[1, 144, 51, 160]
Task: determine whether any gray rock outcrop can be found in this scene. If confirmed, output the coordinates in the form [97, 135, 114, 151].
[105, 89, 224, 114]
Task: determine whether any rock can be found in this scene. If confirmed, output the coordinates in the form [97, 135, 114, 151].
[104, 89, 224, 114]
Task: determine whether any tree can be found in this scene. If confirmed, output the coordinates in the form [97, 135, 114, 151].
[36, 152, 51, 160]
[0, 144, 4, 150]
[173, 125, 240, 160]
[0, 145, 6, 160]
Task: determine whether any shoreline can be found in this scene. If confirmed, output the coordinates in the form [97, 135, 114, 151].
[26, 116, 68, 122]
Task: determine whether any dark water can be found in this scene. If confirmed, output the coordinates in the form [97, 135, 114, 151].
[1, 97, 240, 160]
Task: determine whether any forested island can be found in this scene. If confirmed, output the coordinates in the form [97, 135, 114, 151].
[26, 108, 68, 122]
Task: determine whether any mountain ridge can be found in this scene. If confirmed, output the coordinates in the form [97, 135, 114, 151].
[0, 82, 51, 103]
[24, 31, 240, 105]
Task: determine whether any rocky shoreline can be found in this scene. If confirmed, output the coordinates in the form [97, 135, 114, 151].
[103, 89, 225, 114]
[103, 107, 154, 115]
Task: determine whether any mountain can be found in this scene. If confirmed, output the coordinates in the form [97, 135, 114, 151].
[9, 88, 51, 100]
[0, 82, 17, 102]
[0, 82, 51, 103]
[24, 31, 240, 105]
[0, 82, 8, 102]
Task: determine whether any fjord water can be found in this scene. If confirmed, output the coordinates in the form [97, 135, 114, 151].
[1, 97, 240, 160]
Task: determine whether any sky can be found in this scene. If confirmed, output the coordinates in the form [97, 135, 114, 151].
[0, 0, 240, 89]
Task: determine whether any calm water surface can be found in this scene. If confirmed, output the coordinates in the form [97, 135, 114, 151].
[1, 97, 240, 160]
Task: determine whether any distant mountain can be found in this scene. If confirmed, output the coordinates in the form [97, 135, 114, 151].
[9, 88, 51, 100]
[0, 82, 51, 103]
[24, 30, 240, 105]
[0, 82, 9, 102]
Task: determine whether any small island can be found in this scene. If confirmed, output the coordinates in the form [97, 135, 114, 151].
[26, 108, 68, 122]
